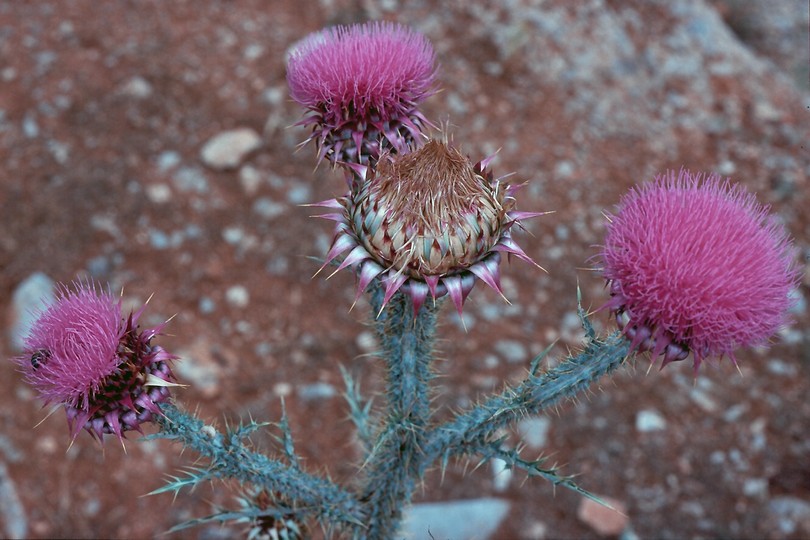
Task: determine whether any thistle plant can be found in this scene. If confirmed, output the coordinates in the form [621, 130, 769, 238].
[11, 20, 800, 540]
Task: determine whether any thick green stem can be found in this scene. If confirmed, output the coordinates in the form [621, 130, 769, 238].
[360, 288, 439, 540]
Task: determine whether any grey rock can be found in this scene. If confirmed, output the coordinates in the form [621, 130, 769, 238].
[743, 478, 768, 499]
[22, 113, 38, 138]
[10, 273, 56, 351]
[766, 358, 798, 377]
[148, 229, 179, 250]
[156, 150, 181, 172]
[297, 382, 338, 401]
[145, 183, 172, 204]
[491, 458, 512, 492]
[225, 285, 250, 308]
[518, 416, 552, 449]
[0, 462, 26, 538]
[636, 409, 667, 432]
[117, 76, 153, 99]
[286, 183, 312, 205]
[172, 166, 209, 193]
[494, 339, 528, 364]
[252, 197, 285, 220]
[238, 165, 263, 195]
[198, 297, 216, 314]
[200, 128, 262, 170]
[174, 352, 221, 400]
[86, 255, 112, 277]
[788, 288, 806, 315]
[768, 496, 810, 535]
[399, 498, 510, 540]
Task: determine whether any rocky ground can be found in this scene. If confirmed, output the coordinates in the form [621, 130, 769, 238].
[0, 1, 808, 538]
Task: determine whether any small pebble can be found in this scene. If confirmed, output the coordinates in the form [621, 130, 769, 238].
[491, 458, 512, 492]
[117, 76, 153, 99]
[225, 285, 249, 308]
[636, 409, 667, 432]
[494, 339, 528, 364]
[10, 273, 56, 351]
[297, 382, 337, 401]
[200, 128, 262, 170]
[577, 496, 628, 536]
[518, 417, 552, 449]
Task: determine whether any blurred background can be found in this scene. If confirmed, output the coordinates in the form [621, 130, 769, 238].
[0, 0, 807, 538]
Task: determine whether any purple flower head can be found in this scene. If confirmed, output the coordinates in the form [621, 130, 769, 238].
[287, 21, 437, 166]
[15, 281, 178, 443]
[600, 169, 799, 373]
[310, 140, 545, 316]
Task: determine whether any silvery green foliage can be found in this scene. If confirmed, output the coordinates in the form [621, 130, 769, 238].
[150, 284, 629, 539]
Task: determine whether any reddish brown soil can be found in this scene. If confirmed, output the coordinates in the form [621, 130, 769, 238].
[0, 1, 807, 539]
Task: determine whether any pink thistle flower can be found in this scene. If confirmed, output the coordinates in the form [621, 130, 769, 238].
[287, 21, 437, 166]
[600, 169, 799, 373]
[309, 140, 545, 315]
[14, 281, 178, 443]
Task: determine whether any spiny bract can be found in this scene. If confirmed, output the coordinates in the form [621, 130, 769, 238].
[312, 140, 545, 315]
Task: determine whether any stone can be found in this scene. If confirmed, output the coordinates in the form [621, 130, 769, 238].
[399, 498, 510, 540]
[491, 457, 512, 492]
[518, 417, 552, 449]
[10, 273, 56, 351]
[0, 461, 27, 539]
[577, 496, 629, 537]
[494, 339, 528, 364]
[117, 76, 153, 99]
[225, 285, 250, 308]
[173, 345, 222, 399]
[297, 382, 337, 401]
[145, 183, 172, 204]
[200, 128, 262, 170]
[768, 496, 810, 535]
[635, 409, 667, 432]
[252, 197, 285, 220]
[238, 164, 262, 195]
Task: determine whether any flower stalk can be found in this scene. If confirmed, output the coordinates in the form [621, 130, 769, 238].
[359, 285, 439, 539]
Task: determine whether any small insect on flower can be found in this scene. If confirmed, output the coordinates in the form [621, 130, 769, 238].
[14, 281, 180, 443]
[599, 169, 799, 374]
[30, 349, 50, 370]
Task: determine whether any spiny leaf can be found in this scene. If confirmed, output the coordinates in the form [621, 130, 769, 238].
[339, 365, 375, 453]
[529, 340, 558, 376]
[230, 420, 271, 441]
[576, 281, 596, 341]
[478, 443, 618, 512]
[147, 466, 213, 496]
[164, 506, 300, 534]
[273, 399, 300, 469]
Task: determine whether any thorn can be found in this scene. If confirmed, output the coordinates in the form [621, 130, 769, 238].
[145, 373, 188, 388]
[34, 405, 62, 429]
